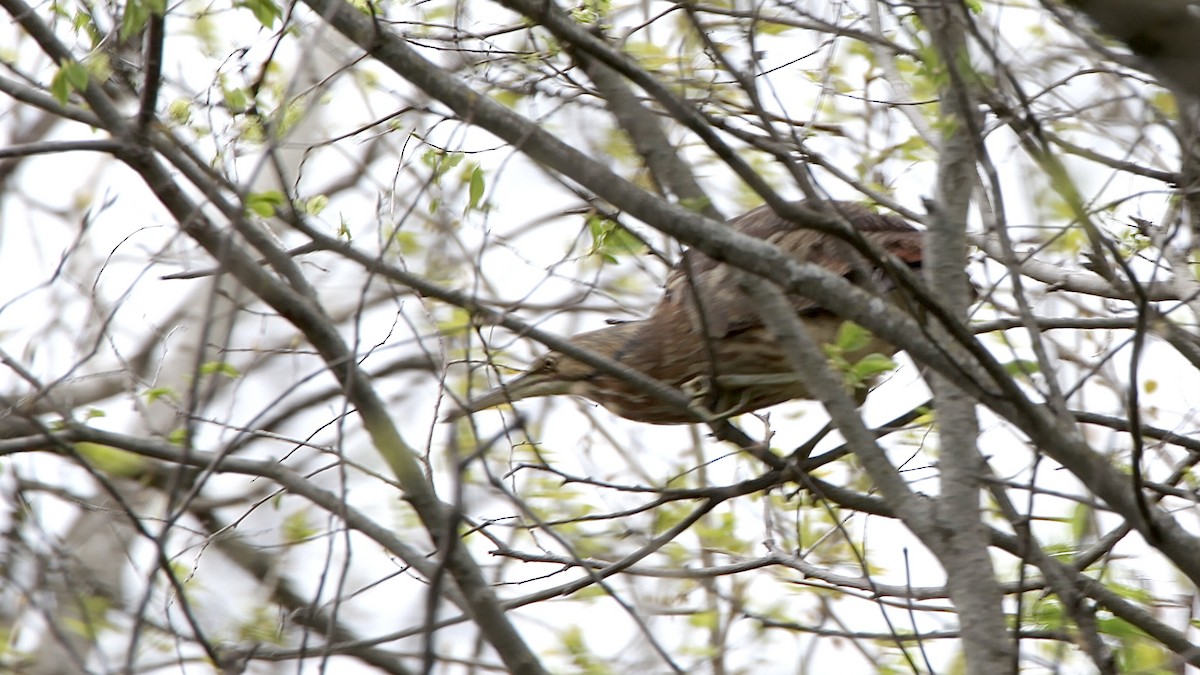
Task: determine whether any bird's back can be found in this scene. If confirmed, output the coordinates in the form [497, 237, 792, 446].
[619, 201, 924, 420]
[657, 201, 923, 340]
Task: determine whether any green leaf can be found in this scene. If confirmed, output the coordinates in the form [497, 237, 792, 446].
[834, 321, 872, 352]
[383, 229, 420, 256]
[143, 386, 176, 404]
[167, 98, 192, 124]
[84, 53, 111, 83]
[237, 606, 284, 644]
[1026, 593, 1065, 629]
[755, 20, 792, 36]
[688, 609, 720, 629]
[245, 191, 285, 217]
[421, 149, 464, 184]
[1097, 612, 1151, 641]
[1002, 359, 1040, 377]
[1115, 636, 1169, 673]
[436, 306, 472, 336]
[587, 215, 645, 262]
[51, 60, 89, 103]
[64, 61, 89, 90]
[490, 89, 523, 108]
[62, 595, 113, 639]
[624, 41, 671, 70]
[199, 361, 241, 378]
[569, 0, 610, 24]
[678, 196, 712, 213]
[223, 86, 248, 114]
[302, 194, 328, 216]
[238, 0, 281, 28]
[468, 165, 485, 210]
[282, 511, 317, 543]
[1070, 502, 1094, 542]
[1149, 90, 1177, 117]
[75, 442, 146, 477]
[50, 70, 71, 105]
[850, 353, 897, 381]
[119, 0, 149, 40]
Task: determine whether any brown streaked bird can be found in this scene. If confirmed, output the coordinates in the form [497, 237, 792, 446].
[454, 202, 924, 424]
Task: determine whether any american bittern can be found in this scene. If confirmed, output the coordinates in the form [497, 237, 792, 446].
[455, 202, 923, 424]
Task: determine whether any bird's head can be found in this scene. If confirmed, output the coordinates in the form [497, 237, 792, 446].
[447, 323, 640, 419]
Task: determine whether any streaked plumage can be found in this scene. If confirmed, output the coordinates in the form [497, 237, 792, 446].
[455, 201, 923, 424]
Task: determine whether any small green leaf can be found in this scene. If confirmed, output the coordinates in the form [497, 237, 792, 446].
[587, 215, 644, 262]
[850, 353, 897, 381]
[1150, 90, 1177, 117]
[490, 89, 523, 108]
[167, 428, 188, 445]
[678, 196, 712, 213]
[223, 86, 248, 114]
[62, 595, 113, 639]
[282, 511, 316, 543]
[421, 149, 464, 184]
[120, 0, 149, 40]
[238, 0, 281, 28]
[468, 165, 485, 210]
[64, 62, 90, 91]
[237, 606, 285, 644]
[688, 609, 720, 629]
[84, 53, 111, 83]
[302, 194, 328, 216]
[199, 361, 241, 378]
[245, 191, 285, 217]
[1002, 359, 1040, 377]
[834, 321, 872, 352]
[50, 60, 89, 103]
[383, 229, 420, 256]
[76, 442, 145, 477]
[143, 386, 176, 404]
[168, 98, 192, 124]
[50, 71, 71, 105]
[436, 306, 472, 336]
[1070, 502, 1094, 542]
[755, 20, 792, 36]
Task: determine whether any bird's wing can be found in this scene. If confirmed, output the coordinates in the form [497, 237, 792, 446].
[657, 202, 923, 338]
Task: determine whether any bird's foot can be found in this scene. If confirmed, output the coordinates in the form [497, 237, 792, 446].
[681, 375, 754, 423]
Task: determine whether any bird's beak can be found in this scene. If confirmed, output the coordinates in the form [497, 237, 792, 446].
[444, 371, 574, 421]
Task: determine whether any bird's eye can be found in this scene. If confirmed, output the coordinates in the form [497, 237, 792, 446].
[539, 355, 558, 371]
